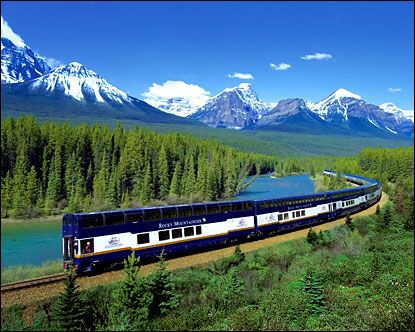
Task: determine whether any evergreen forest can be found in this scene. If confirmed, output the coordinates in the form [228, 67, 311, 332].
[1, 116, 276, 219]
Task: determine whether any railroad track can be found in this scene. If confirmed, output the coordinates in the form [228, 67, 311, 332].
[1, 273, 66, 293]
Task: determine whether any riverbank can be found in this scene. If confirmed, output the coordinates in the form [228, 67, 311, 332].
[1, 260, 63, 285]
[1, 214, 63, 225]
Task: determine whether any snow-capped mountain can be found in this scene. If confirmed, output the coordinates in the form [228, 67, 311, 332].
[189, 83, 269, 129]
[2, 61, 203, 127]
[379, 102, 414, 123]
[252, 98, 351, 134]
[24, 61, 131, 105]
[1, 37, 50, 83]
[146, 97, 198, 117]
[311, 88, 363, 122]
[307, 88, 414, 136]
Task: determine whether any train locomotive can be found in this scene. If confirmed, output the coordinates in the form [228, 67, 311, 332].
[62, 171, 382, 274]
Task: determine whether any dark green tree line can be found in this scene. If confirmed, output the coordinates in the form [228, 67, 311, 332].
[1, 116, 276, 218]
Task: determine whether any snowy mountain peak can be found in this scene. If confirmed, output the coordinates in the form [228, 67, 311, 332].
[332, 88, 362, 100]
[1, 37, 50, 83]
[238, 82, 252, 90]
[29, 62, 130, 104]
[379, 102, 399, 113]
[51, 62, 101, 79]
[190, 83, 269, 128]
[311, 88, 363, 121]
[379, 102, 414, 123]
[1, 16, 26, 48]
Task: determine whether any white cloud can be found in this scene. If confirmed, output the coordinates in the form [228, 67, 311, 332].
[387, 87, 402, 93]
[301, 53, 332, 60]
[270, 63, 291, 71]
[227, 72, 254, 79]
[142, 80, 211, 116]
[1, 16, 26, 48]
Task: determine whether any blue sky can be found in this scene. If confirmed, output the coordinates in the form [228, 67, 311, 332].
[1, 1, 414, 109]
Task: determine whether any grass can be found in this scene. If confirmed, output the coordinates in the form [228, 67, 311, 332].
[1, 260, 63, 284]
[1, 214, 63, 224]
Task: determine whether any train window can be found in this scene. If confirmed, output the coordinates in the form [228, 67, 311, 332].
[243, 202, 253, 210]
[292, 212, 295, 218]
[125, 211, 144, 223]
[207, 204, 220, 214]
[196, 225, 202, 235]
[158, 230, 170, 241]
[220, 203, 232, 213]
[82, 214, 104, 228]
[80, 238, 94, 254]
[162, 208, 178, 220]
[193, 205, 207, 216]
[184, 227, 194, 237]
[68, 217, 72, 226]
[74, 216, 78, 226]
[232, 202, 244, 212]
[296, 211, 301, 218]
[145, 209, 162, 221]
[178, 206, 193, 217]
[278, 214, 283, 221]
[284, 213, 289, 220]
[172, 228, 182, 239]
[137, 233, 150, 245]
[259, 202, 269, 209]
[105, 212, 125, 226]
[301, 210, 306, 217]
[342, 202, 345, 207]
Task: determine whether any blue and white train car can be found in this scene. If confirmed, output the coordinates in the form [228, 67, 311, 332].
[62, 171, 382, 274]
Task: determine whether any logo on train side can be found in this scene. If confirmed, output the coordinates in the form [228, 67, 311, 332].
[105, 236, 123, 248]
[237, 218, 247, 227]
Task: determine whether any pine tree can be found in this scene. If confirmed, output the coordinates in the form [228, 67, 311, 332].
[306, 228, 319, 247]
[184, 154, 197, 198]
[140, 162, 153, 204]
[221, 267, 245, 309]
[12, 147, 29, 217]
[169, 161, 182, 197]
[146, 251, 180, 317]
[25, 166, 40, 215]
[196, 153, 208, 198]
[109, 252, 152, 330]
[158, 144, 170, 199]
[345, 214, 354, 230]
[383, 204, 392, 228]
[53, 265, 86, 331]
[303, 271, 325, 316]
[93, 151, 109, 204]
[1, 171, 13, 218]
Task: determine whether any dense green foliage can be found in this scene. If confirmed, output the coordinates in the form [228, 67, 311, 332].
[53, 266, 86, 331]
[2, 114, 412, 158]
[1, 116, 275, 218]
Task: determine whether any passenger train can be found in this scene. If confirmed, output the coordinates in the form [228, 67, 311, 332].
[62, 170, 382, 274]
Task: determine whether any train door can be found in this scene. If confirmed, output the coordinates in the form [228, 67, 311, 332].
[329, 202, 337, 218]
[63, 236, 75, 266]
[63, 215, 76, 267]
